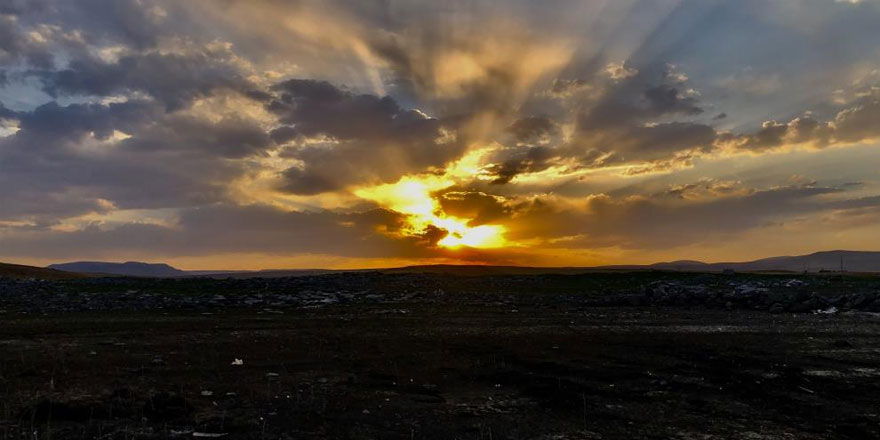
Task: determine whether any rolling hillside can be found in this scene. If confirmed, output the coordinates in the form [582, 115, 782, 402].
[0, 262, 89, 280]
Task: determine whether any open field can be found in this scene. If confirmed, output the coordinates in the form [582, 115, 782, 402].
[2, 272, 880, 439]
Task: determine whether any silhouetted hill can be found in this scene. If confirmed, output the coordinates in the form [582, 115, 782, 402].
[48, 261, 187, 277]
[379, 251, 880, 276]
[677, 250, 880, 273]
[0, 262, 89, 280]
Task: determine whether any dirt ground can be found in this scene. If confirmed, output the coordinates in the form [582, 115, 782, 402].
[2, 298, 880, 439]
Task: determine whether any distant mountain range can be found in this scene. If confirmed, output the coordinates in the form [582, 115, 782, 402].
[0, 250, 876, 280]
[43, 261, 342, 278]
[47, 261, 188, 277]
[386, 251, 880, 276]
[213, 251, 880, 276]
[636, 250, 880, 273]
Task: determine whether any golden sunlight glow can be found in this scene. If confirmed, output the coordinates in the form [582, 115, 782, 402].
[354, 149, 508, 249]
[434, 219, 506, 248]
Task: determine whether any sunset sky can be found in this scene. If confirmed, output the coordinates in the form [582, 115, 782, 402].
[3, 0, 880, 269]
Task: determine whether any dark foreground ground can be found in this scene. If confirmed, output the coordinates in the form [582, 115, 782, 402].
[2, 272, 880, 439]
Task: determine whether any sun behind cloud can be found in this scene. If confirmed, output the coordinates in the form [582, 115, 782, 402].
[354, 149, 508, 250]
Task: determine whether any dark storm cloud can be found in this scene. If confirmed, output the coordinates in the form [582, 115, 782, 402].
[506, 116, 558, 143]
[16, 0, 188, 51]
[123, 115, 272, 159]
[0, 100, 167, 221]
[268, 125, 299, 145]
[507, 184, 851, 249]
[437, 191, 510, 225]
[37, 51, 253, 109]
[0, 0, 276, 226]
[0, 13, 55, 68]
[548, 78, 590, 97]
[829, 195, 880, 211]
[616, 122, 716, 158]
[473, 0, 880, 185]
[509, 122, 713, 179]
[728, 95, 880, 152]
[574, 185, 842, 248]
[488, 65, 880, 184]
[474, 0, 880, 185]
[270, 79, 422, 141]
[580, 70, 706, 129]
[172, 204, 423, 257]
[654, 179, 746, 200]
[0, 99, 273, 222]
[277, 167, 339, 196]
[54, 0, 165, 49]
[487, 147, 556, 185]
[0, 0, 31, 14]
[269, 79, 466, 194]
[481, 116, 564, 184]
[643, 84, 702, 117]
[738, 120, 794, 151]
[0, 100, 16, 118]
[832, 98, 880, 143]
[15, 100, 160, 140]
[486, 68, 717, 184]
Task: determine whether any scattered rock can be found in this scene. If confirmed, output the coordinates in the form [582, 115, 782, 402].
[769, 303, 785, 314]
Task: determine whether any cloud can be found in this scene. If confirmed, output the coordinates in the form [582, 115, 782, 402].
[506, 116, 559, 144]
[437, 191, 510, 226]
[487, 146, 557, 185]
[0, 203, 440, 260]
[0, 13, 55, 68]
[832, 97, 880, 143]
[547, 78, 591, 98]
[3, 0, 880, 266]
[605, 61, 638, 80]
[123, 113, 271, 159]
[268, 79, 466, 194]
[37, 49, 254, 109]
[726, 95, 880, 152]
[655, 179, 750, 201]
[0, 0, 39, 15]
[643, 84, 703, 117]
[0, 101, 16, 119]
[0, 98, 273, 223]
[13, 0, 178, 51]
[611, 122, 716, 160]
[484, 68, 716, 183]
[504, 184, 851, 250]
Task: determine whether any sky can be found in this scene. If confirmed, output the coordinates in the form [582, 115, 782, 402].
[2, 0, 880, 269]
